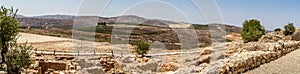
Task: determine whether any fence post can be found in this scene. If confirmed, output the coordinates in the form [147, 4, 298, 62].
[77, 50, 79, 56]
[94, 50, 96, 56]
[111, 50, 114, 57]
[54, 50, 56, 55]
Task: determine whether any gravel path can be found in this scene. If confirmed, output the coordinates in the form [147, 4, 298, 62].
[245, 49, 300, 74]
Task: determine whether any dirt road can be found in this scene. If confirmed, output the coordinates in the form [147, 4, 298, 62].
[245, 49, 300, 74]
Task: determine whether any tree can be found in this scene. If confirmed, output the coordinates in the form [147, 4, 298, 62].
[241, 19, 265, 43]
[6, 43, 33, 74]
[0, 6, 20, 66]
[283, 23, 296, 36]
[133, 41, 150, 57]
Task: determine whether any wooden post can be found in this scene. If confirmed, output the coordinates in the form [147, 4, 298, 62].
[94, 50, 96, 56]
[77, 50, 79, 56]
[111, 50, 114, 57]
[54, 50, 56, 55]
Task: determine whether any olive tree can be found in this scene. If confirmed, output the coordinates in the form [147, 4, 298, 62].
[241, 19, 265, 43]
[133, 41, 150, 57]
[0, 6, 20, 66]
[0, 6, 32, 73]
[283, 23, 296, 36]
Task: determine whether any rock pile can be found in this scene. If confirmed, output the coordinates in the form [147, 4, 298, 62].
[159, 62, 179, 72]
[118, 56, 163, 73]
[217, 41, 300, 74]
[26, 56, 79, 74]
[99, 55, 124, 73]
[259, 31, 292, 42]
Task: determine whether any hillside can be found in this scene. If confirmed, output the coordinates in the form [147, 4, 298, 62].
[17, 14, 242, 49]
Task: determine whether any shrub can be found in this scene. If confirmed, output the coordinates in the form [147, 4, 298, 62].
[274, 28, 282, 32]
[6, 43, 33, 74]
[133, 41, 150, 57]
[241, 19, 265, 43]
[283, 23, 296, 36]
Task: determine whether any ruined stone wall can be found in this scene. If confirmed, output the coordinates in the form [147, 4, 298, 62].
[219, 41, 300, 74]
[39, 61, 67, 73]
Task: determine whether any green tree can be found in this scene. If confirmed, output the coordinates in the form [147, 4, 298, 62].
[241, 19, 265, 43]
[133, 41, 150, 57]
[0, 6, 20, 66]
[6, 43, 33, 74]
[283, 23, 296, 36]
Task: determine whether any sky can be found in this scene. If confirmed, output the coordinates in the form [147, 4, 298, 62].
[1, 0, 299, 30]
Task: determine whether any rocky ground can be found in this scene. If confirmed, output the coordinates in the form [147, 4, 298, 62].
[13, 30, 300, 74]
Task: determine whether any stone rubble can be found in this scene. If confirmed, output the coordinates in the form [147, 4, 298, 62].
[158, 62, 179, 72]
[195, 31, 300, 74]
[217, 41, 300, 74]
[25, 56, 79, 74]
[259, 31, 292, 43]
[17, 30, 300, 74]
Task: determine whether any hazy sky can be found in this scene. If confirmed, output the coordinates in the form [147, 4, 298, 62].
[1, 0, 299, 30]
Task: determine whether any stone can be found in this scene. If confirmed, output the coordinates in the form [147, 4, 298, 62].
[198, 55, 211, 64]
[39, 61, 67, 73]
[159, 62, 179, 72]
[200, 49, 213, 56]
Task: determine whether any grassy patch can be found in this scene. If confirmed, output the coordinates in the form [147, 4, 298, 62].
[188, 24, 209, 30]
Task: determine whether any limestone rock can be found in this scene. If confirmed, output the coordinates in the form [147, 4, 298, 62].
[159, 62, 179, 72]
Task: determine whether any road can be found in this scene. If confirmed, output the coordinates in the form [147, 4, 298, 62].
[245, 49, 300, 74]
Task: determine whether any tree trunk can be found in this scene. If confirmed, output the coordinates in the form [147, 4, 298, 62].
[1, 44, 7, 65]
[1, 41, 8, 72]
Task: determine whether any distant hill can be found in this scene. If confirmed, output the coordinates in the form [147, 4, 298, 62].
[16, 14, 26, 18]
[16, 14, 241, 33]
[17, 14, 242, 49]
[17, 14, 180, 28]
[32, 14, 75, 19]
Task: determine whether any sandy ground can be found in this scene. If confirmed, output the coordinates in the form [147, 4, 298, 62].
[245, 49, 300, 74]
[17, 33, 71, 43]
[17, 33, 113, 52]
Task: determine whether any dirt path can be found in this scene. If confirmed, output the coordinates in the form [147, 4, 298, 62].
[245, 49, 300, 74]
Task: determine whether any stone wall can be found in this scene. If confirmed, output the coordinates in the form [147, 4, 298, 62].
[39, 61, 67, 73]
[219, 41, 300, 74]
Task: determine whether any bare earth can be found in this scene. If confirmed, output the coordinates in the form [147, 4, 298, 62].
[17, 33, 71, 43]
[245, 49, 300, 74]
[17, 33, 112, 52]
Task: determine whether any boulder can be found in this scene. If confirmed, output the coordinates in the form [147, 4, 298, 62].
[159, 62, 179, 72]
[292, 28, 300, 41]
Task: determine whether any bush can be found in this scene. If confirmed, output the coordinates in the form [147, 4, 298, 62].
[283, 23, 296, 36]
[241, 19, 265, 43]
[133, 41, 150, 57]
[274, 28, 282, 32]
[6, 43, 33, 74]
